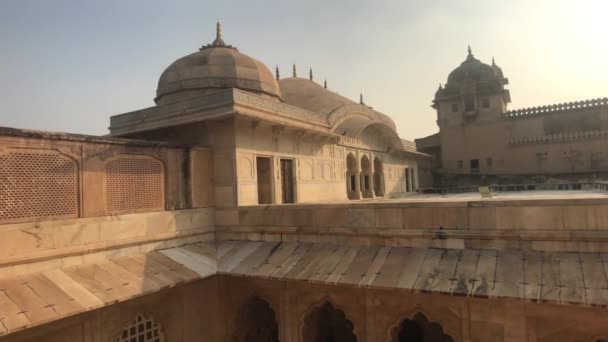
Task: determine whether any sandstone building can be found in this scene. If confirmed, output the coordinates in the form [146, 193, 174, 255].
[416, 47, 608, 186]
[0, 23, 608, 342]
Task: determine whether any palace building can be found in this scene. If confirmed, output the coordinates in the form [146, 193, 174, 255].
[416, 47, 608, 186]
[1, 23, 608, 342]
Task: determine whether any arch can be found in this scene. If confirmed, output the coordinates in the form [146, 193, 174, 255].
[233, 296, 279, 342]
[346, 153, 359, 200]
[360, 155, 373, 199]
[373, 156, 385, 197]
[388, 312, 453, 342]
[302, 301, 357, 342]
[114, 313, 165, 342]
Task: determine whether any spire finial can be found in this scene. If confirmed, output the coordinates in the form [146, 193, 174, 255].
[324, 79, 327, 89]
[201, 19, 234, 50]
[292, 64, 297, 77]
[468, 45, 472, 56]
[275, 65, 280, 80]
[492, 56, 496, 66]
[438, 83, 443, 90]
[309, 68, 313, 81]
[359, 92, 365, 105]
[216, 19, 222, 41]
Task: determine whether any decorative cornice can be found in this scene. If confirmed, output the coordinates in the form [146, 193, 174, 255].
[508, 129, 608, 145]
[504, 97, 608, 119]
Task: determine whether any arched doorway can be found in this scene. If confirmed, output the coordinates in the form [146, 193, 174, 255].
[233, 296, 279, 342]
[390, 313, 453, 342]
[373, 157, 384, 197]
[346, 153, 359, 200]
[360, 155, 373, 198]
[302, 302, 357, 342]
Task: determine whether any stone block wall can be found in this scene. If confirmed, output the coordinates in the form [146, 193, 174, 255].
[0, 128, 214, 225]
[215, 198, 608, 253]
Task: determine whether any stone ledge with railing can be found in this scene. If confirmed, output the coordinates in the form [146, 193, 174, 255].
[508, 128, 608, 145]
[419, 182, 608, 194]
[503, 97, 608, 119]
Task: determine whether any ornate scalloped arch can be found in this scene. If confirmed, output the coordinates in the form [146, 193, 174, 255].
[387, 310, 455, 342]
[300, 296, 360, 342]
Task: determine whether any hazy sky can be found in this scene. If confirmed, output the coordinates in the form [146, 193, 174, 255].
[0, 0, 606, 140]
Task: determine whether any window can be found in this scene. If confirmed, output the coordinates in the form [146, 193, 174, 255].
[350, 175, 356, 191]
[114, 314, 165, 342]
[464, 95, 476, 112]
[482, 98, 490, 108]
[470, 159, 480, 172]
[363, 175, 370, 191]
[451, 103, 459, 112]
[457, 160, 463, 169]
[486, 157, 493, 167]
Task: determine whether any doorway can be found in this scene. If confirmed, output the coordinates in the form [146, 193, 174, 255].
[280, 159, 295, 204]
[256, 157, 272, 204]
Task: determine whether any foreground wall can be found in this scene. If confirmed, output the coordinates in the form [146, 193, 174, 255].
[3, 278, 221, 342]
[218, 276, 608, 342]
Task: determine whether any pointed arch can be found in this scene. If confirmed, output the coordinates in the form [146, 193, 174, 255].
[388, 312, 454, 342]
[360, 155, 373, 198]
[232, 295, 279, 342]
[346, 152, 359, 200]
[114, 313, 165, 342]
[302, 301, 357, 342]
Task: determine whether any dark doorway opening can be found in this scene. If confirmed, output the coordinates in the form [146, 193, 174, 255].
[280, 159, 294, 204]
[302, 302, 357, 342]
[257, 157, 272, 204]
[392, 313, 453, 342]
[233, 296, 279, 342]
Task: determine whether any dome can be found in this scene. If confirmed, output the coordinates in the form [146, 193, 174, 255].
[436, 46, 508, 100]
[155, 22, 281, 105]
[446, 47, 498, 87]
[279, 77, 356, 115]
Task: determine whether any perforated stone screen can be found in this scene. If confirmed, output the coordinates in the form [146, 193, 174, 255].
[0, 150, 78, 224]
[105, 156, 165, 214]
[114, 314, 165, 342]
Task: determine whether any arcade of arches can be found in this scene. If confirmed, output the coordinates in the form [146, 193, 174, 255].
[346, 153, 393, 200]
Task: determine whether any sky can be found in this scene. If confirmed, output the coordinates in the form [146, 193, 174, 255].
[0, 0, 606, 140]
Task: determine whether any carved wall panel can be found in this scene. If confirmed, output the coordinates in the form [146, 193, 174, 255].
[0, 149, 78, 224]
[105, 155, 165, 214]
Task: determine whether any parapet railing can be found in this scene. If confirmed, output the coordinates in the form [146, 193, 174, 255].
[508, 129, 608, 145]
[419, 182, 608, 194]
[504, 97, 608, 119]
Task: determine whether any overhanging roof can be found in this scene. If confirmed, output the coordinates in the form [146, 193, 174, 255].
[2, 240, 604, 336]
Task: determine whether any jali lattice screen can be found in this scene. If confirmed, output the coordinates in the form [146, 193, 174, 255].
[0, 150, 78, 224]
[105, 155, 165, 214]
[114, 313, 165, 342]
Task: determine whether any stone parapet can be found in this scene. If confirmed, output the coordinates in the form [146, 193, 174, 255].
[215, 197, 608, 252]
[504, 97, 608, 119]
[508, 129, 608, 145]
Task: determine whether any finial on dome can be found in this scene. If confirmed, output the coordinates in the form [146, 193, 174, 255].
[468, 45, 472, 56]
[275, 65, 280, 80]
[438, 83, 443, 90]
[309, 68, 313, 81]
[293, 64, 297, 77]
[492, 56, 496, 66]
[200, 19, 235, 50]
[359, 92, 365, 105]
[324, 79, 327, 89]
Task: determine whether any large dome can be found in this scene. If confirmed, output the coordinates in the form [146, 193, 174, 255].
[155, 23, 281, 105]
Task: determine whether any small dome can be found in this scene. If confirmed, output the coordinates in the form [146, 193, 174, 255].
[155, 22, 281, 105]
[446, 47, 497, 87]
